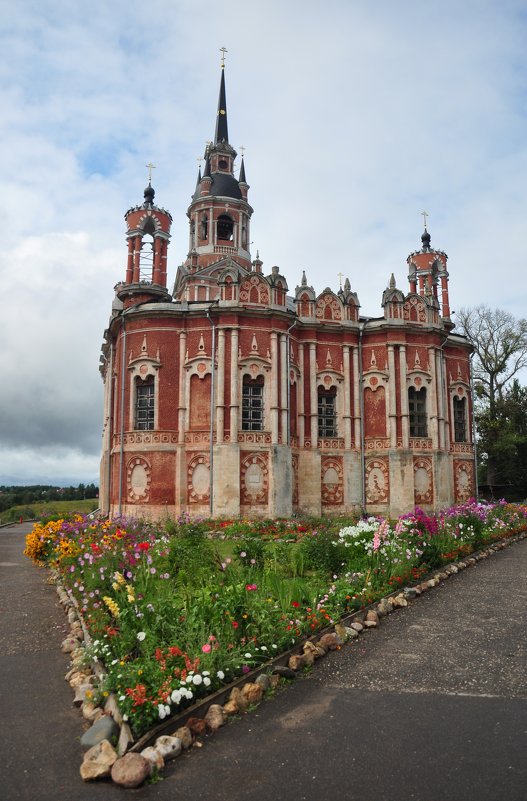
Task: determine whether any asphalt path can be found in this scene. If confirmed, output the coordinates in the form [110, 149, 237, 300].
[1, 523, 526, 801]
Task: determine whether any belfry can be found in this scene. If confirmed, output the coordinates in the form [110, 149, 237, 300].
[99, 61, 475, 520]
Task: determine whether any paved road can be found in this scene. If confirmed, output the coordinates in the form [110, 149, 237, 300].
[1, 524, 526, 801]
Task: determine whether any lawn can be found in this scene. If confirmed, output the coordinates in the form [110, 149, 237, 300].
[25, 501, 527, 737]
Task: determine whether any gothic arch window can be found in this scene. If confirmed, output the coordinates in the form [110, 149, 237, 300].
[200, 214, 208, 240]
[217, 214, 234, 241]
[135, 376, 155, 430]
[408, 386, 427, 437]
[318, 386, 337, 437]
[453, 396, 467, 443]
[242, 375, 264, 431]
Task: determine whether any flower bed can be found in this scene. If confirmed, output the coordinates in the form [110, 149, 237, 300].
[25, 501, 527, 740]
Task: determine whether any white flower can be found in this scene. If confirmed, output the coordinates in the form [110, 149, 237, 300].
[244, 652, 252, 659]
[192, 674, 203, 685]
[216, 670, 225, 680]
[203, 677, 211, 687]
[158, 706, 167, 720]
[202, 671, 210, 676]
[260, 646, 267, 652]
[171, 690, 182, 704]
[122, 714, 128, 722]
[185, 689, 193, 700]
[137, 631, 146, 641]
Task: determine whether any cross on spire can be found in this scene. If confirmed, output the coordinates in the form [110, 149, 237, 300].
[421, 210, 429, 230]
[337, 271, 344, 290]
[239, 145, 246, 157]
[220, 46, 228, 68]
[146, 162, 156, 183]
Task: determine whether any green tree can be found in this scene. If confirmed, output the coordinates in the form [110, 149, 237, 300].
[456, 306, 527, 488]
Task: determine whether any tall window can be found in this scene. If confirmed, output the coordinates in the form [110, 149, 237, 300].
[242, 375, 264, 431]
[453, 396, 467, 442]
[409, 386, 427, 437]
[135, 377, 155, 430]
[318, 387, 337, 437]
[217, 214, 234, 241]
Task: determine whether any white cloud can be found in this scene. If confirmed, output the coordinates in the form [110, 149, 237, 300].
[1, 0, 526, 484]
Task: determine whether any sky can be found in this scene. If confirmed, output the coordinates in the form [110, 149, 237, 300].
[1, 0, 526, 487]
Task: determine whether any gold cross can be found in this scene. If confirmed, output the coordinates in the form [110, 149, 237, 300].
[146, 162, 156, 182]
[220, 47, 228, 67]
[337, 271, 344, 289]
[421, 210, 429, 230]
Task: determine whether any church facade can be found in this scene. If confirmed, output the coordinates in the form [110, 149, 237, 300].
[99, 66, 475, 521]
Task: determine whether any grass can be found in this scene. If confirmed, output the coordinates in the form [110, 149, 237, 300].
[0, 499, 99, 526]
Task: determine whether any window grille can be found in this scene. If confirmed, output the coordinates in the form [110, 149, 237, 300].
[135, 377, 155, 430]
[318, 388, 337, 437]
[453, 396, 467, 443]
[242, 376, 264, 431]
[409, 386, 427, 437]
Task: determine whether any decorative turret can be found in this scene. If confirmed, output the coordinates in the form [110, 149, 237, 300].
[180, 55, 254, 282]
[406, 213, 451, 320]
[117, 166, 173, 307]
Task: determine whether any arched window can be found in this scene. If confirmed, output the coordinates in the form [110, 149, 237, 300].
[217, 214, 234, 241]
[453, 396, 467, 443]
[409, 387, 427, 437]
[135, 376, 155, 430]
[139, 234, 154, 282]
[200, 215, 208, 240]
[318, 387, 337, 437]
[242, 375, 264, 431]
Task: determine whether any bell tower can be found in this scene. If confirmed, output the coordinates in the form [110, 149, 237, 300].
[116, 171, 173, 308]
[407, 215, 451, 321]
[183, 58, 254, 276]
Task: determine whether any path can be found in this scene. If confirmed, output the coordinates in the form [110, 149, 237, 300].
[1, 524, 526, 801]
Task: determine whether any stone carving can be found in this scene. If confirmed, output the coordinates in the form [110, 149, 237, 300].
[127, 457, 152, 503]
[454, 460, 474, 502]
[403, 295, 427, 323]
[365, 458, 389, 504]
[315, 293, 342, 321]
[187, 453, 210, 503]
[414, 457, 433, 505]
[240, 452, 269, 505]
[321, 456, 343, 505]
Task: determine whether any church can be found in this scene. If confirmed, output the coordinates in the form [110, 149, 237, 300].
[99, 64, 475, 521]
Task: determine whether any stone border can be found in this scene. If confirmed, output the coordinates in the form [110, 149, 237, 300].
[52, 528, 527, 787]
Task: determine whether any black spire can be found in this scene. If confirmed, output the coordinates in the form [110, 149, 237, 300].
[421, 228, 431, 251]
[239, 155, 246, 183]
[214, 67, 229, 144]
[143, 182, 155, 207]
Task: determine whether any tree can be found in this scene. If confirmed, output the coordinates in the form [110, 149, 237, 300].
[456, 305, 527, 489]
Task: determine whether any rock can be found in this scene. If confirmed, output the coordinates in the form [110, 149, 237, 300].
[104, 694, 123, 726]
[204, 704, 226, 731]
[318, 632, 339, 651]
[241, 682, 264, 706]
[172, 726, 192, 749]
[117, 722, 134, 756]
[288, 654, 307, 671]
[301, 649, 315, 666]
[140, 747, 164, 771]
[343, 626, 359, 639]
[186, 716, 208, 737]
[272, 665, 297, 680]
[303, 641, 318, 656]
[80, 740, 117, 781]
[154, 735, 182, 761]
[111, 753, 151, 788]
[350, 621, 364, 632]
[376, 599, 393, 616]
[363, 620, 377, 628]
[255, 673, 271, 691]
[268, 673, 281, 689]
[69, 671, 89, 688]
[67, 608, 77, 624]
[82, 701, 102, 722]
[334, 623, 348, 643]
[365, 610, 379, 624]
[393, 594, 408, 607]
[74, 682, 94, 707]
[222, 699, 240, 716]
[403, 587, 418, 600]
[61, 636, 81, 654]
[315, 645, 327, 658]
[81, 714, 120, 751]
[228, 687, 248, 712]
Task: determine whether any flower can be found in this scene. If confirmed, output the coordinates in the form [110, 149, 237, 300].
[192, 674, 203, 685]
[216, 670, 225, 680]
[201, 644, 212, 653]
[203, 677, 211, 687]
[137, 631, 146, 641]
[231, 621, 239, 629]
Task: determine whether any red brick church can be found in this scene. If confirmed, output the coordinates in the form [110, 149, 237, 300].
[99, 64, 475, 520]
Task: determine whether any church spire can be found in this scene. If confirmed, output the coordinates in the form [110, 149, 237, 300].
[214, 60, 229, 144]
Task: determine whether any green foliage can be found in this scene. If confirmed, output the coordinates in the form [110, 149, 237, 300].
[299, 529, 348, 575]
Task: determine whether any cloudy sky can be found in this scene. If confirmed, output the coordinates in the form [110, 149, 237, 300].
[1, 0, 526, 486]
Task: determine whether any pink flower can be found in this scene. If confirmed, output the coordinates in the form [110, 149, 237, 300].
[245, 583, 258, 591]
[201, 644, 212, 653]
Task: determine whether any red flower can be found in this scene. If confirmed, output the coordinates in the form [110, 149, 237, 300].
[138, 542, 150, 551]
[231, 621, 239, 629]
[291, 601, 300, 608]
